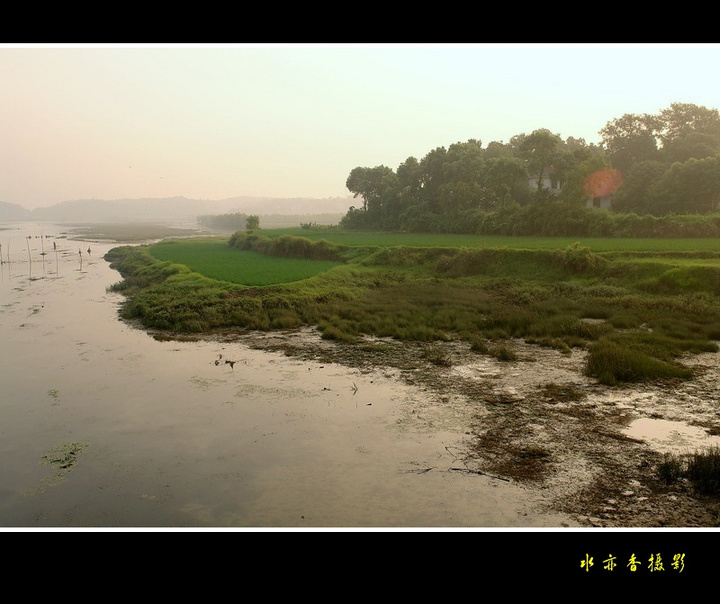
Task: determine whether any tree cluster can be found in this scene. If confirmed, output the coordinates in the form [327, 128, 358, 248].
[199, 212, 260, 231]
[341, 103, 720, 234]
[603, 103, 720, 214]
[198, 212, 250, 231]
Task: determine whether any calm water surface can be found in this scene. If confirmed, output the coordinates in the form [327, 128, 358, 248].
[0, 222, 577, 528]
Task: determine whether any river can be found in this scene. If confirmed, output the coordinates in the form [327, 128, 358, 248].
[0, 222, 581, 529]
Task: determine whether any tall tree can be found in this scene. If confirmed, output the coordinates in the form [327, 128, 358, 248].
[610, 160, 667, 214]
[512, 129, 563, 191]
[657, 103, 720, 163]
[599, 112, 661, 173]
[435, 139, 485, 214]
[416, 146, 449, 213]
[651, 155, 720, 214]
[484, 140, 513, 159]
[245, 215, 260, 230]
[345, 165, 398, 214]
[392, 156, 423, 228]
[658, 102, 720, 144]
[479, 156, 528, 209]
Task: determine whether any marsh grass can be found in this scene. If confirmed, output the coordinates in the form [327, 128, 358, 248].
[488, 342, 518, 361]
[106, 231, 720, 385]
[469, 336, 490, 354]
[658, 447, 720, 495]
[658, 452, 686, 484]
[421, 344, 453, 366]
[686, 447, 720, 494]
[585, 339, 694, 386]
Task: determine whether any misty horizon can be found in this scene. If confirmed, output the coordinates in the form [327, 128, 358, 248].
[3, 43, 719, 210]
[1, 194, 356, 212]
[0, 194, 357, 224]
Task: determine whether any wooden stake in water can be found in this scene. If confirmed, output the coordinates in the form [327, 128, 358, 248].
[26, 236, 32, 277]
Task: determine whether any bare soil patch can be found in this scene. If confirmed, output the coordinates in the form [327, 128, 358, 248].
[219, 327, 720, 527]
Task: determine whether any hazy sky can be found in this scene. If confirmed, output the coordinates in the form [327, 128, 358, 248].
[2, 42, 719, 209]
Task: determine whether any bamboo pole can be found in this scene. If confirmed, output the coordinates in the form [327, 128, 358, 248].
[26, 236, 32, 277]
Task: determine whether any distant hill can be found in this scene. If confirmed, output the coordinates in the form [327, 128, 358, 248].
[0, 201, 32, 221]
[0, 196, 356, 224]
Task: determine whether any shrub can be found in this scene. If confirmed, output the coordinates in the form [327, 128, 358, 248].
[422, 345, 453, 366]
[319, 325, 357, 343]
[585, 339, 693, 385]
[686, 447, 720, 495]
[469, 336, 489, 354]
[228, 231, 346, 262]
[489, 342, 518, 361]
[657, 447, 720, 495]
[657, 452, 685, 484]
[558, 242, 606, 274]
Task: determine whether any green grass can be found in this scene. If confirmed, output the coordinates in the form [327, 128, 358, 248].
[148, 237, 343, 286]
[106, 230, 720, 385]
[259, 228, 720, 253]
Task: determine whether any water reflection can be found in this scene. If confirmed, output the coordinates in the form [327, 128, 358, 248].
[623, 417, 720, 454]
[1, 225, 79, 281]
[0, 222, 578, 528]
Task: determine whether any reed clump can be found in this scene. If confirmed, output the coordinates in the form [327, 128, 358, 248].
[658, 447, 720, 496]
[585, 339, 694, 386]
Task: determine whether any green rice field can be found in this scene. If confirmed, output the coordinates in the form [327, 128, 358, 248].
[148, 237, 343, 286]
[257, 228, 720, 254]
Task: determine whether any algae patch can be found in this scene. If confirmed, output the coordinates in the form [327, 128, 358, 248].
[42, 442, 89, 470]
[22, 442, 90, 496]
[233, 381, 320, 399]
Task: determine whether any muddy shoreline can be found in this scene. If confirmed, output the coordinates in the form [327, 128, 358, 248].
[167, 325, 720, 527]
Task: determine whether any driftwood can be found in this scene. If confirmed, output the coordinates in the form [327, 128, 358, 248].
[400, 465, 510, 481]
[441, 445, 511, 482]
[449, 467, 510, 482]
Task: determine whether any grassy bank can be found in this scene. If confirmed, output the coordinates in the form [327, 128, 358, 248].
[105, 229, 720, 386]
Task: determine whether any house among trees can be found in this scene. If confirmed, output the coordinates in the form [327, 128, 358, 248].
[528, 171, 562, 195]
[527, 167, 614, 209]
[528, 168, 614, 209]
[583, 166, 622, 210]
[587, 195, 613, 209]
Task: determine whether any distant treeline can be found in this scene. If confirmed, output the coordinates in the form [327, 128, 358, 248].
[341, 102, 720, 237]
[439, 200, 720, 238]
[198, 213, 249, 231]
[198, 212, 344, 230]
